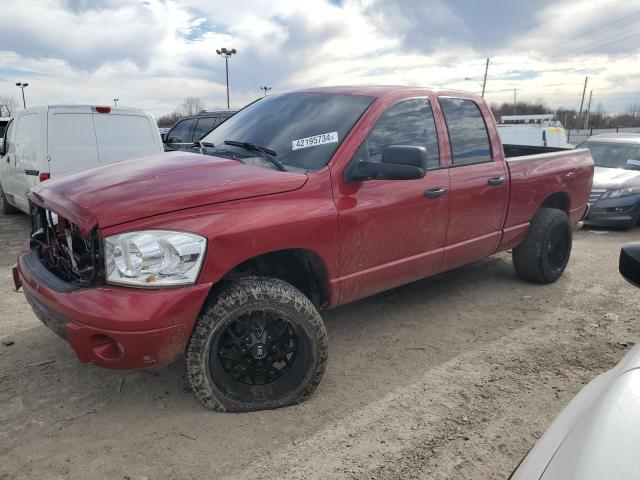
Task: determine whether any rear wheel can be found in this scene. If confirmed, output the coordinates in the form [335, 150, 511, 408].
[0, 187, 18, 215]
[186, 277, 328, 412]
[513, 208, 572, 284]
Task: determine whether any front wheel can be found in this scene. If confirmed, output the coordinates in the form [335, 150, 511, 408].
[513, 208, 572, 284]
[186, 277, 328, 412]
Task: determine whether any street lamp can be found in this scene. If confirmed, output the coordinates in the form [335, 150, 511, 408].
[216, 47, 237, 109]
[15, 82, 29, 109]
[464, 58, 490, 97]
[113, 98, 119, 106]
[259, 86, 272, 97]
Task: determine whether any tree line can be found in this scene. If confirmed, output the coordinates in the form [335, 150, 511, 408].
[491, 99, 640, 130]
[156, 97, 207, 126]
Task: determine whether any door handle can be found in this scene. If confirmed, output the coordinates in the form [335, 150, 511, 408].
[424, 187, 447, 198]
[487, 177, 505, 186]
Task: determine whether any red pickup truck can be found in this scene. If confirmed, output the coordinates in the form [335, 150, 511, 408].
[14, 86, 593, 412]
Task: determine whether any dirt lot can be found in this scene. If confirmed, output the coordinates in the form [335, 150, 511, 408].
[0, 213, 638, 480]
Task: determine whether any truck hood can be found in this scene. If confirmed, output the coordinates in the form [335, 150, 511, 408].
[29, 151, 308, 233]
[593, 166, 640, 189]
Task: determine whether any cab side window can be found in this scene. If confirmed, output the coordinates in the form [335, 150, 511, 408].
[167, 118, 196, 144]
[364, 98, 440, 169]
[439, 98, 492, 166]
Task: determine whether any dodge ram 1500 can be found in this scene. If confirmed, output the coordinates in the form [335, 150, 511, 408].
[13, 86, 593, 411]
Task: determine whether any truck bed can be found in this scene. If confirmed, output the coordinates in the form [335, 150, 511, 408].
[503, 144, 571, 158]
[498, 147, 594, 251]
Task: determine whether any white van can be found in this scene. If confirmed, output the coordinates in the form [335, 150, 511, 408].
[0, 105, 163, 214]
[497, 114, 574, 149]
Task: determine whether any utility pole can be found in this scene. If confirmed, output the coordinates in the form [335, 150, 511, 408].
[577, 76, 588, 131]
[481, 58, 489, 98]
[259, 86, 272, 97]
[216, 48, 237, 109]
[584, 90, 593, 130]
[513, 89, 517, 115]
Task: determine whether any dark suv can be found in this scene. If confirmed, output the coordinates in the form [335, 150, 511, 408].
[163, 110, 236, 151]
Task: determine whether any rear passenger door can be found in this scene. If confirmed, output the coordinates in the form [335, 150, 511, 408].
[439, 97, 508, 270]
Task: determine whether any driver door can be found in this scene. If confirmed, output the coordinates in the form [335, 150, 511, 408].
[333, 98, 450, 304]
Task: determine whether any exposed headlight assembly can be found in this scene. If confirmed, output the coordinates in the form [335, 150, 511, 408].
[603, 186, 640, 199]
[104, 231, 206, 287]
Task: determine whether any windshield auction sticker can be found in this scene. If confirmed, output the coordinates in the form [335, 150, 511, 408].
[292, 132, 339, 150]
[627, 159, 640, 166]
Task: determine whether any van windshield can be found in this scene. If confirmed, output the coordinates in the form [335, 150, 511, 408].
[580, 141, 640, 171]
[201, 93, 374, 171]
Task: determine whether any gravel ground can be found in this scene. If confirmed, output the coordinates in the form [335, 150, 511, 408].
[0, 212, 638, 480]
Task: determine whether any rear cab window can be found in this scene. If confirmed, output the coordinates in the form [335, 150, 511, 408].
[439, 97, 492, 166]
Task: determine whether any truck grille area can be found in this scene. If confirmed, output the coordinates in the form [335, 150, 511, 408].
[29, 204, 103, 286]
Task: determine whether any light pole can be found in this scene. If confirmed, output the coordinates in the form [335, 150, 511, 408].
[113, 98, 119, 106]
[16, 82, 29, 109]
[464, 77, 485, 97]
[259, 86, 272, 97]
[216, 47, 237, 109]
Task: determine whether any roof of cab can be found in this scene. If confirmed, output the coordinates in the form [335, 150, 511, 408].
[293, 85, 475, 98]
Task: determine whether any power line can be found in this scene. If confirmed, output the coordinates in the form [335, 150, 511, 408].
[561, 29, 640, 58]
[555, 22, 640, 58]
[546, 8, 640, 50]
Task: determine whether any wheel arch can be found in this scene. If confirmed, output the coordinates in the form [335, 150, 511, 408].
[216, 248, 331, 308]
[539, 191, 570, 213]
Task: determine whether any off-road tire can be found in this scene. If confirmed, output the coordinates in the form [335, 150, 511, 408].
[0, 187, 18, 215]
[186, 277, 328, 412]
[513, 208, 572, 284]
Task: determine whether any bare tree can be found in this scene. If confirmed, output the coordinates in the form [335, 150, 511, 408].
[157, 111, 183, 127]
[0, 96, 19, 117]
[180, 97, 205, 116]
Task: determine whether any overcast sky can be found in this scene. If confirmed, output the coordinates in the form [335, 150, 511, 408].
[1, 0, 639, 118]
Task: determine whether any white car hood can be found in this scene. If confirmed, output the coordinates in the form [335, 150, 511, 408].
[541, 368, 640, 479]
[511, 345, 640, 480]
[593, 166, 640, 189]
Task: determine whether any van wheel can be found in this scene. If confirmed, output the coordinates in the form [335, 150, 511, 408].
[0, 187, 18, 215]
[186, 277, 328, 412]
[513, 208, 572, 284]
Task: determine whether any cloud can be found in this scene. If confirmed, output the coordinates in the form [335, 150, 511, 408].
[0, 0, 638, 117]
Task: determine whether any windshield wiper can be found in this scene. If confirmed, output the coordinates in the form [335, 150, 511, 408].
[224, 140, 286, 171]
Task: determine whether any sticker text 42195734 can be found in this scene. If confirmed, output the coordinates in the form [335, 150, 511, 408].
[292, 132, 339, 151]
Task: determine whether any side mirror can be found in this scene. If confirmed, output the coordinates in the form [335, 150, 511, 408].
[620, 243, 640, 287]
[346, 145, 428, 182]
[161, 132, 167, 142]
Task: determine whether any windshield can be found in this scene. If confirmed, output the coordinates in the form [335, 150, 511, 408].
[580, 141, 640, 171]
[201, 93, 375, 171]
